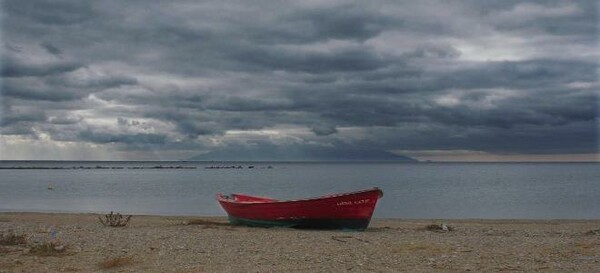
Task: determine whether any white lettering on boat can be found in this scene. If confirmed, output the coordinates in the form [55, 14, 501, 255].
[336, 199, 370, 206]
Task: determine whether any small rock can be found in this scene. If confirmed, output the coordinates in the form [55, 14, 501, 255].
[441, 223, 449, 232]
[576, 256, 595, 261]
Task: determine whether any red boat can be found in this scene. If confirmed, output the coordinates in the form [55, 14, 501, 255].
[216, 187, 383, 230]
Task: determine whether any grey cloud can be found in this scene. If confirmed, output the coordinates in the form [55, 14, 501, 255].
[0, 106, 47, 137]
[118, 118, 143, 127]
[489, 1, 598, 36]
[204, 96, 296, 112]
[1, 0, 597, 159]
[143, 109, 223, 137]
[2, 80, 81, 101]
[0, 123, 37, 136]
[284, 4, 396, 42]
[3, 0, 95, 25]
[78, 130, 167, 145]
[40, 42, 62, 56]
[310, 124, 338, 136]
[369, 120, 597, 155]
[438, 60, 597, 90]
[175, 120, 222, 137]
[48, 74, 138, 89]
[48, 115, 82, 125]
[0, 107, 47, 127]
[235, 46, 392, 73]
[1, 56, 82, 78]
[189, 141, 414, 161]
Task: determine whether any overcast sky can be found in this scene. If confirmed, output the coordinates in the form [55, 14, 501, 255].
[0, 0, 598, 161]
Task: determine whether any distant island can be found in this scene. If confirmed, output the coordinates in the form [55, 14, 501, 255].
[187, 145, 417, 162]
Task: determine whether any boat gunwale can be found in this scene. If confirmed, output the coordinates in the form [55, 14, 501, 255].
[216, 187, 382, 205]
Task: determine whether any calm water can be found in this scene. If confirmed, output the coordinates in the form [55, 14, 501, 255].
[0, 161, 599, 219]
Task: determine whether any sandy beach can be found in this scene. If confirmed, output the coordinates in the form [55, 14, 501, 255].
[1, 213, 599, 272]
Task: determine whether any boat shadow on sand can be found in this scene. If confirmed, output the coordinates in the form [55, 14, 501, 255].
[178, 218, 397, 232]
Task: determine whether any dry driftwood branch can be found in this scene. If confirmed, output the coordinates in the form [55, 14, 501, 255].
[425, 223, 454, 232]
[331, 235, 353, 242]
[98, 211, 132, 227]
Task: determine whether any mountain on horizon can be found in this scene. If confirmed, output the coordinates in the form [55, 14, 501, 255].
[187, 145, 417, 162]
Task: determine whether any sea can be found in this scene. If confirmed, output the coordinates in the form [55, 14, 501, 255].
[0, 161, 599, 219]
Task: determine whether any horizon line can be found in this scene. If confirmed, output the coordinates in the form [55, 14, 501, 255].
[0, 159, 599, 163]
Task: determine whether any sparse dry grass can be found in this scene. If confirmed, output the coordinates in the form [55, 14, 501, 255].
[0, 232, 27, 245]
[28, 241, 69, 257]
[98, 256, 134, 269]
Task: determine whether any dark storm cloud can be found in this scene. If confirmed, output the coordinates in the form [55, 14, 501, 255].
[233, 46, 391, 73]
[0, 105, 47, 136]
[2, 72, 137, 101]
[171, 119, 222, 137]
[283, 4, 395, 42]
[189, 141, 414, 161]
[2, 81, 80, 101]
[487, 1, 598, 36]
[0, 107, 47, 127]
[40, 42, 62, 56]
[1, 55, 82, 78]
[1, 0, 598, 159]
[47, 74, 138, 89]
[203, 96, 296, 112]
[430, 59, 598, 90]
[310, 124, 338, 136]
[3, 0, 95, 25]
[355, 120, 597, 155]
[78, 130, 167, 145]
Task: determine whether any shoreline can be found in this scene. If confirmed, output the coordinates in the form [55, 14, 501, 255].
[4, 211, 600, 222]
[3, 211, 600, 222]
[2, 212, 599, 272]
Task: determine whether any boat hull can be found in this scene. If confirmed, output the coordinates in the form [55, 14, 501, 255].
[217, 188, 383, 231]
[228, 216, 372, 230]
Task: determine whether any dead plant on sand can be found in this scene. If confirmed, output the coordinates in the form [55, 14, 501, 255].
[98, 211, 132, 227]
[425, 223, 454, 232]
